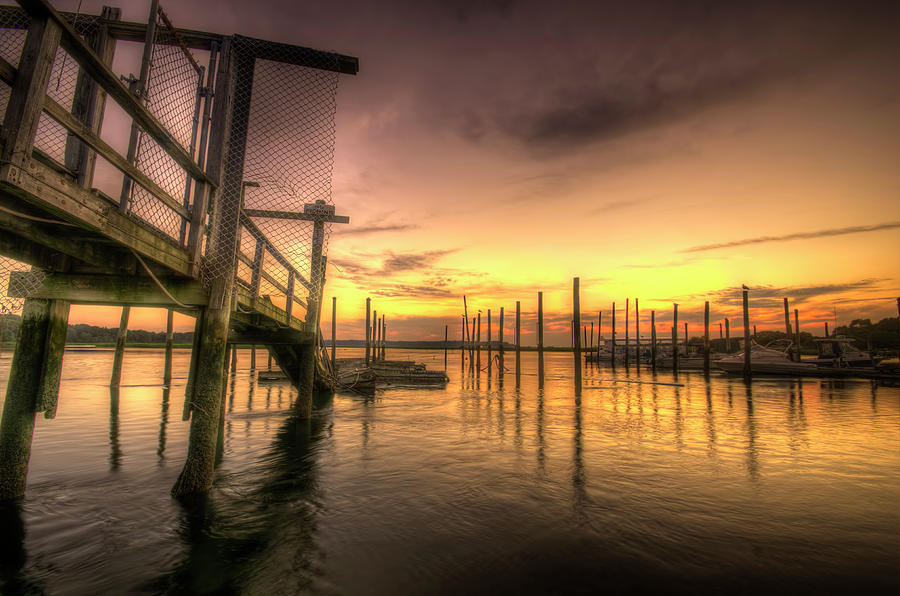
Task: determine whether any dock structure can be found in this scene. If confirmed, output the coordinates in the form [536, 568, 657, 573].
[0, 0, 356, 498]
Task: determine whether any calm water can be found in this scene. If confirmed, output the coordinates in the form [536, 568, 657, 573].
[0, 347, 898, 594]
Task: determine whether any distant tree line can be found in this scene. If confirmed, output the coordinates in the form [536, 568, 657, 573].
[0, 314, 193, 345]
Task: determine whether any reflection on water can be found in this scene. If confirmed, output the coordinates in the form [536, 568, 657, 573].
[0, 347, 898, 594]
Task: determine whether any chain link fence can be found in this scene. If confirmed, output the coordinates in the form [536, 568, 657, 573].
[127, 8, 204, 243]
[209, 36, 341, 319]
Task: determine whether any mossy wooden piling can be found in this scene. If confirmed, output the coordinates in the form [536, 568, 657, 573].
[0, 299, 69, 499]
[109, 306, 130, 388]
[164, 308, 174, 386]
[672, 303, 679, 373]
[573, 277, 581, 391]
[742, 286, 751, 382]
[704, 301, 710, 374]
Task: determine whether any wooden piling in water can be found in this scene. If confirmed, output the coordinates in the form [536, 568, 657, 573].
[499, 307, 504, 356]
[635, 299, 640, 366]
[537, 292, 544, 356]
[477, 312, 482, 371]
[704, 301, 710, 374]
[573, 277, 582, 391]
[515, 301, 521, 379]
[725, 318, 731, 353]
[625, 298, 630, 367]
[794, 308, 800, 360]
[611, 302, 616, 367]
[672, 303, 679, 373]
[365, 297, 371, 365]
[824, 321, 829, 338]
[651, 310, 657, 370]
[783, 297, 793, 361]
[0, 299, 70, 499]
[331, 296, 336, 372]
[743, 287, 751, 382]
[373, 309, 378, 362]
[110, 306, 130, 388]
[487, 309, 492, 376]
[598, 311, 602, 363]
[163, 308, 174, 386]
[444, 325, 448, 369]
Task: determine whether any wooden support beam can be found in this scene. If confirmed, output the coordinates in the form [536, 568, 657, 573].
[573, 277, 581, 391]
[243, 208, 349, 224]
[233, 33, 358, 75]
[7, 271, 208, 306]
[0, 158, 193, 275]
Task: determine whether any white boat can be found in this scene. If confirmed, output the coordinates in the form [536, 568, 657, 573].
[715, 341, 818, 375]
[811, 336, 874, 368]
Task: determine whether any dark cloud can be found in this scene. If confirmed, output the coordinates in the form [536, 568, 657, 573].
[331, 224, 417, 237]
[685, 279, 891, 310]
[379, 249, 457, 274]
[680, 222, 900, 253]
[587, 197, 650, 215]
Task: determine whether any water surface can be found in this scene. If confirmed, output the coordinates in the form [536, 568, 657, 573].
[0, 347, 897, 594]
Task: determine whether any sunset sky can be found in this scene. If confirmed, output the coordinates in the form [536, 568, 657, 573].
[49, 0, 899, 345]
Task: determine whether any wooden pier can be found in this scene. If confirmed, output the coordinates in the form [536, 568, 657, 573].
[0, 0, 356, 499]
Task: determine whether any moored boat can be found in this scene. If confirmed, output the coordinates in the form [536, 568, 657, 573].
[811, 336, 875, 368]
[715, 341, 819, 375]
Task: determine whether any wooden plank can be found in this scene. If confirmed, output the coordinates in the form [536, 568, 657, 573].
[15, 0, 214, 186]
[7, 271, 208, 306]
[1, 159, 192, 275]
[0, 15, 60, 166]
[0, 197, 135, 273]
[243, 208, 350, 224]
[41, 94, 190, 220]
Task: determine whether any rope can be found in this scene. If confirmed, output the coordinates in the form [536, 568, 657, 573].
[131, 249, 194, 309]
[0, 204, 78, 226]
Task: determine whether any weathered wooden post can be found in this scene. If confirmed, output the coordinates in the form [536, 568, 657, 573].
[573, 277, 582, 392]
[487, 309, 492, 376]
[499, 307, 505, 359]
[250, 345, 256, 370]
[537, 292, 544, 356]
[164, 308, 174, 386]
[651, 310, 657, 370]
[624, 298, 630, 367]
[635, 298, 640, 366]
[794, 308, 800, 360]
[331, 296, 336, 372]
[476, 311, 482, 371]
[461, 315, 466, 367]
[725, 318, 731, 353]
[598, 311, 602, 363]
[589, 322, 594, 352]
[743, 286, 751, 382]
[380, 315, 385, 360]
[672, 303, 679, 373]
[110, 306, 130, 387]
[231, 341, 237, 371]
[537, 292, 544, 380]
[824, 321, 829, 338]
[684, 322, 688, 348]
[365, 297, 371, 365]
[444, 325, 448, 370]
[611, 302, 616, 367]
[372, 308, 377, 362]
[0, 298, 69, 499]
[704, 301, 710, 374]
[173, 37, 245, 496]
[783, 297, 792, 361]
[515, 301, 521, 380]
